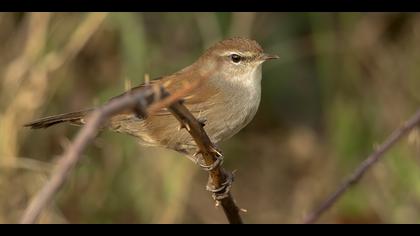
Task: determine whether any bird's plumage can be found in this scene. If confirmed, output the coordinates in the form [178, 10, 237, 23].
[25, 37, 275, 159]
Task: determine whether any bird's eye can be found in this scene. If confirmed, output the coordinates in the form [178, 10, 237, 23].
[230, 54, 242, 63]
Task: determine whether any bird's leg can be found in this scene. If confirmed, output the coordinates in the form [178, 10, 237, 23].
[191, 143, 233, 202]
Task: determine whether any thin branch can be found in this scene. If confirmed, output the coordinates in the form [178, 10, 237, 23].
[303, 108, 420, 224]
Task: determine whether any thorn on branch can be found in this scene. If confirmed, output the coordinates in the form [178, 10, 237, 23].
[176, 118, 191, 132]
[240, 208, 248, 213]
[209, 145, 223, 157]
[177, 119, 191, 132]
[197, 118, 207, 127]
[184, 123, 191, 132]
[178, 123, 187, 131]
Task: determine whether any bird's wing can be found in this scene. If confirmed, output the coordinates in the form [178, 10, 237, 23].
[109, 71, 219, 117]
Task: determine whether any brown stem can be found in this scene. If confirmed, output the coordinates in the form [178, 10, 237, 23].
[303, 108, 420, 224]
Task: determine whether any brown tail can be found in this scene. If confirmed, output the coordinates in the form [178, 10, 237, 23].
[24, 109, 93, 129]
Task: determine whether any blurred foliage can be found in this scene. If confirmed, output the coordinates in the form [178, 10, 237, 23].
[0, 12, 419, 223]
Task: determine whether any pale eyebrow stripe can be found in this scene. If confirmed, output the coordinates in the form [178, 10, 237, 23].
[221, 51, 254, 57]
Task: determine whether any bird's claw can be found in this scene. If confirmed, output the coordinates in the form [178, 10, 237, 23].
[206, 171, 235, 201]
[209, 146, 223, 157]
[198, 155, 224, 171]
[195, 146, 224, 171]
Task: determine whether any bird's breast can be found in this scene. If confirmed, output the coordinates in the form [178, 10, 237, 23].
[203, 67, 262, 143]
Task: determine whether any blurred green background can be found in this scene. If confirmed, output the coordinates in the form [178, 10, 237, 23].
[0, 12, 419, 223]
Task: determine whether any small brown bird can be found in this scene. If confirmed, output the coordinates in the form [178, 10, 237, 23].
[25, 37, 279, 163]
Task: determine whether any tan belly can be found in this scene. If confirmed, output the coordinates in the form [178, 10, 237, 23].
[109, 100, 258, 156]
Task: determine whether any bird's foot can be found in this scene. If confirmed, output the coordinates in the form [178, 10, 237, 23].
[206, 170, 235, 201]
[193, 146, 224, 171]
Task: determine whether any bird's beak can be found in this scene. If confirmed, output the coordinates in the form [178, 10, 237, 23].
[260, 53, 280, 61]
